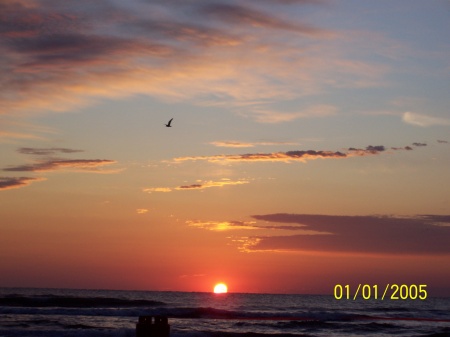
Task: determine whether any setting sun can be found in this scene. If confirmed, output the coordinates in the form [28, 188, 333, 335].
[213, 283, 228, 294]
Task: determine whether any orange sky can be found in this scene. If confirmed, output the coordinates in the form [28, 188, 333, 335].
[1, 0, 449, 296]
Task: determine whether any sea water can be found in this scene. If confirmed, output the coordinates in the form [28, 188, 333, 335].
[0, 288, 449, 337]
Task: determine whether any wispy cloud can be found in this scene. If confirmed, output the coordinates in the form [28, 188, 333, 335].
[0, 119, 57, 142]
[391, 146, 413, 151]
[0, 0, 386, 120]
[240, 213, 450, 255]
[210, 141, 257, 148]
[187, 218, 332, 234]
[18, 147, 84, 155]
[3, 159, 117, 173]
[175, 142, 426, 164]
[0, 131, 43, 141]
[136, 208, 149, 214]
[3, 146, 118, 174]
[210, 140, 299, 148]
[0, 176, 46, 190]
[240, 104, 337, 123]
[1, 145, 118, 189]
[174, 150, 347, 164]
[402, 112, 450, 127]
[187, 220, 257, 231]
[143, 179, 249, 193]
[143, 187, 172, 193]
[176, 179, 249, 190]
[199, 3, 329, 35]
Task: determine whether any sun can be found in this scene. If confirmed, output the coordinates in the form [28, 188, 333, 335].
[213, 283, 228, 294]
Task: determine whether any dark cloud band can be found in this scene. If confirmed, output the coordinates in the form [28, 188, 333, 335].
[246, 213, 450, 255]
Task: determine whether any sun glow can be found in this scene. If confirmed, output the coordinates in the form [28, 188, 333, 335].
[213, 283, 228, 294]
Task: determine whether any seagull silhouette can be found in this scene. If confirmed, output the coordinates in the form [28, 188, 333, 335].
[165, 118, 173, 127]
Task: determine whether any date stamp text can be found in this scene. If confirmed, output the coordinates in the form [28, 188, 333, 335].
[334, 284, 427, 300]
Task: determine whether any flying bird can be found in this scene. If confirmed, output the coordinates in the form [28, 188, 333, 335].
[165, 118, 173, 127]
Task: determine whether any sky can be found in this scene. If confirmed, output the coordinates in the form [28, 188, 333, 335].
[1, 0, 450, 296]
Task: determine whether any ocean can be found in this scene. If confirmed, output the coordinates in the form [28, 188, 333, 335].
[0, 288, 449, 337]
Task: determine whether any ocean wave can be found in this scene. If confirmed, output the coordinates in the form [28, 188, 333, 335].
[1, 290, 449, 337]
[0, 327, 135, 337]
[0, 294, 165, 308]
[173, 331, 316, 337]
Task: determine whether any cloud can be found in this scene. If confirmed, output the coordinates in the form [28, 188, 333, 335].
[18, 147, 84, 155]
[199, 3, 328, 35]
[349, 144, 426, 153]
[136, 208, 149, 214]
[248, 0, 326, 4]
[391, 146, 413, 151]
[143, 187, 172, 193]
[188, 218, 332, 234]
[0, 0, 386, 120]
[175, 150, 350, 164]
[240, 104, 337, 123]
[0, 176, 46, 190]
[174, 141, 428, 164]
[240, 213, 450, 255]
[347, 145, 386, 155]
[187, 220, 257, 231]
[130, 18, 243, 48]
[1, 145, 118, 189]
[3, 159, 117, 173]
[210, 140, 299, 148]
[175, 179, 249, 190]
[402, 112, 450, 127]
[437, 140, 448, 144]
[210, 141, 257, 148]
[0, 131, 43, 141]
[143, 179, 249, 193]
[0, 118, 56, 142]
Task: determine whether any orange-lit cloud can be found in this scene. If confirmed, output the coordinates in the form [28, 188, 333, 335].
[240, 213, 450, 255]
[175, 179, 249, 190]
[136, 208, 149, 214]
[0, 176, 46, 190]
[2, 146, 117, 173]
[0, 0, 386, 120]
[175, 150, 348, 163]
[210, 141, 258, 148]
[3, 159, 117, 173]
[187, 218, 330, 234]
[187, 220, 257, 231]
[210, 140, 299, 148]
[143, 187, 172, 193]
[175, 143, 425, 164]
[143, 179, 249, 193]
[0, 131, 43, 141]
[2, 146, 118, 178]
[0, 119, 56, 142]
